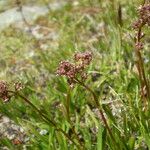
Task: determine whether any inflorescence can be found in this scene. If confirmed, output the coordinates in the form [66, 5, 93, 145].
[133, 4, 150, 29]
[56, 51, 92, 87]
[132, 2, 150, 100]
[0, 81, 23, 102]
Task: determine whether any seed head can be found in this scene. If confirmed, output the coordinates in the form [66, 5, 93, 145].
[56, 61, 76, 79]
[57, 51, 92, 87]
[133, 4, 150, 29]
[138, 4, 150, 25]
[74, 51, 92, 65]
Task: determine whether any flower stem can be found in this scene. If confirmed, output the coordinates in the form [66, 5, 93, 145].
[135, 28, 150, 101]
[74, 78, 115, 142]
[66, 88, 71, 122]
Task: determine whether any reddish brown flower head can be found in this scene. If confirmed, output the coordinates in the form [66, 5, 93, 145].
[74, 51, 92, 65]
[133, 4, 150, 29]
[57, 51, 92, 86]
[0, 81, 10, 102]
[138, 4, 150, 24]
[56, 61, 76, 79]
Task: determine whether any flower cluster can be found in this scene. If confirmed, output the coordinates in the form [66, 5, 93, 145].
[133, 4, 150, 29]
[57, 51, 92, 87]
[74, 51, 92, 66]
[56, 61, 76, 79]
[0, 81, 24, 102]
[14, 82, 24, 91]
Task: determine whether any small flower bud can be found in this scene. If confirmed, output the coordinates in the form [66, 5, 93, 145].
[74, 51, 92, 65]
[56, 61, 76, 79]
[14, 82, 24, 91]
[135, 42, 143, 50]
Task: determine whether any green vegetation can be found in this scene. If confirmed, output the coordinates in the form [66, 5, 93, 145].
[0, 0, 150, 149]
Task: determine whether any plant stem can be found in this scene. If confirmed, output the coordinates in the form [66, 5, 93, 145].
[8, 91, 81, 149]
[66, 88, 71, 122]
[74, 78, 115, 142]
[16, 0, 31, 27]
[135, 27, 150, 100]
[66, 88, 85, 149]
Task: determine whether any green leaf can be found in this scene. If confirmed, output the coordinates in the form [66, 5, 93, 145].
[97, 124, 104, 150]
[128, 136, 135, 150]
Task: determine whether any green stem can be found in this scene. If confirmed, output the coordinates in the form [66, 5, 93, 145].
[66, 88, 85, 149]
[66, 88, 71, 122]
[74, 78, 115, 142]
